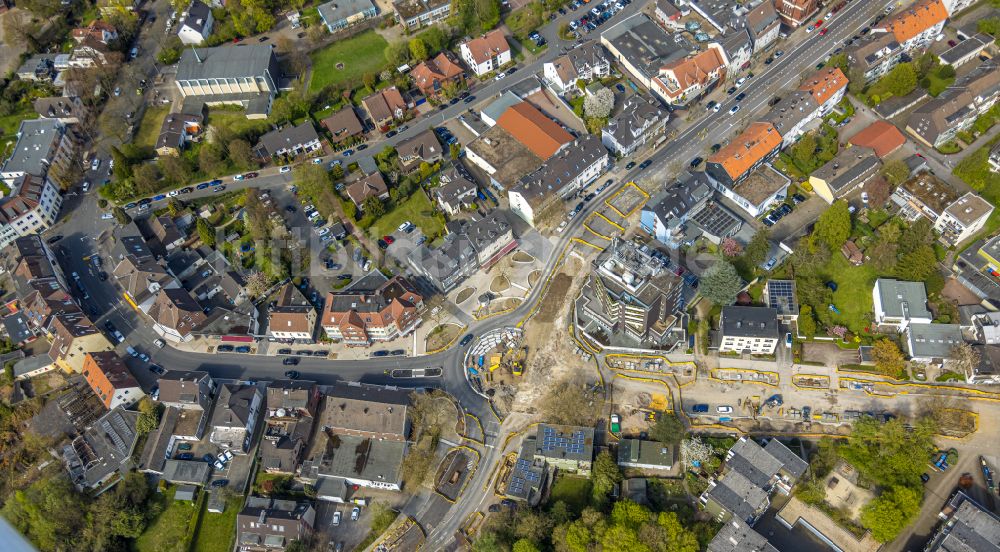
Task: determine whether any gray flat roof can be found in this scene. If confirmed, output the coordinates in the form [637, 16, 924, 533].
[906, 323, 964, 359]
[176, 45, 275, 82]
[1, 119, 62, 176]
[875, 278, 932, 320]
[709, 518, 778, 552]
[721, 306, 778, 339]
[318, 0, 376, 23]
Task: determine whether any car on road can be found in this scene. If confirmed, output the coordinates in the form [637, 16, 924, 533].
[196, 182, 211, 190]
[214, 185, 227, 192]
[729, 105, 740, 115]
[279, 166, 291, 173]
[692, 404, 709, 413]
[212, 479, 229, 488]
[734, 92, 746, 102]
[284, 370, 300, 379]
[716, 406, 733, 414]
[639, 159, 653, 169]
[153, 194, 167, 201]
[333, 511, 342, 526]
[463, 95, 476, 103]
[689, 157, 703, 168]
[101, 213, 114, 220]
[625, 161, 636, 170]
[351, 507, 361, 521]
[342, 149, 354, 156]
[218, 345, 235, 352]
[460, 334, 474, 346]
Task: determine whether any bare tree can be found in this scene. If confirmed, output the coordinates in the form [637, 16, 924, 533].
[948, 342, 980, 379]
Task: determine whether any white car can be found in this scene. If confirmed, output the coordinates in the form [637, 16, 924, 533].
[735, 77, 747, 87]
[280, 166, 291, 173]
[495, 72, 507, 81]
[214, 460, 224, 470]
[308, 211, 321, 221]
[398, 221, 412, 232]
[223, 450, 233, 462]
[167, 190, 179, 197]
[81, 181, 90, 193]
[318, 227, 331, 236]
[90, 159, 101, 171]
[101, 213, 114, 220]
[304, 204, 316, 212]
[729, 105, 741, 115]
[717, 406, 733, 414]
[351, 507, 361, 521]
[861, 191, 869, 205]
[333, 511, 342, 526]
[712, 103, 721, 112]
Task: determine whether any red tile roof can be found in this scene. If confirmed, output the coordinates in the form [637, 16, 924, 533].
[496, 102, 573, 160]
[848, 121, 906, 158]
[708, 122, 783, 181]
[875, 0, 948, 44]
[411, 52, 464, 94]
[462, 30, 511, 65]
[798, 67, 848, 105]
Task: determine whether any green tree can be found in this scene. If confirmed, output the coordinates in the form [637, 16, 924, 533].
[860, 486, 922, 543]
[698, 261, 742, 305]
[409, 37, 429, 61]
[156, 35, 183, 64]
[871, 338, 905, 377]
[112, 206, 132, 225]
[790, 133, 816, 172]
[798, 305, 817, 337]
[898, 217, 933, 255]
[362, 196, 386, 218]
[884, 63, 918, 96]
[655, 511, 699, 552]
[418, 25, 448, 54]
[977, 16, 1000, 37]
[198, 142, 227, 176]
[110, 145, 133, 180]
[815, 200, 852, 249]
[197, 218, 216, 247]
[895, 244, 937, 281]
[228, 139, 256, 171]
[591, 451, 623, 505]
[827, 53, 849, 75]
[648, 413, 684, 446]
[744, 227, 770, 268]
[881, 158, 910, 186]
[1, 475, 89, 551]
[840, 417, 937, 488]
[472, 532, 505, 552]
[385, 41, 410, 67]
[363, 72, 377, 91]
[513, 540, 540, 552]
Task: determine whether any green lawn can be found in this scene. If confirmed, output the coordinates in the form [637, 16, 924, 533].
[309, 31, 390, 94]
[134, 105, 170, 149]
[135, 487, 201, 552]
[204, 107, 275, 141]
[811, 252, 878, 334]
[191, 496, 242, 552]
[0, 106, 37, 143]
[954, 135, 1000, 245]
[370, 191, 445, 241]
[548, 475, 592, 514]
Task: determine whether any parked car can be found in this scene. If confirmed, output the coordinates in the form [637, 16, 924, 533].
[177, 452, 194, 460]
[716, 406, 733, 414]
[351, 507, 361, 521]
[639, 159, 652, 169]
[625, 161, 636, 170]
[212, 479, 229, 488]
[218, 345, 235, 352]
[692, 404, 709, 413]
[333, 511, 342, 526]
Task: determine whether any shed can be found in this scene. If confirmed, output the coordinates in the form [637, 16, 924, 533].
[174, 484, 198, 501]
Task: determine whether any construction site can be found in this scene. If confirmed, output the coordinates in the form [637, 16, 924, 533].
[465, 328, 528, 417]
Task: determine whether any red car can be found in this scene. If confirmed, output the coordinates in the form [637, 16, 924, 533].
[383, 235, 395, 245]
[820, 27, 829, 36]
[814, 19, 823, 28]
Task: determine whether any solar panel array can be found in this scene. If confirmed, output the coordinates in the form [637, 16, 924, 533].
[541, 427, 587, 455]
[508, 458, 542, 496]
[767, 280, 794, 311]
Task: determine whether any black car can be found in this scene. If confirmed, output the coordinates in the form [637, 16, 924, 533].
[284, 370, 300, 379]
[212, 479, 229, 488]
[178, 453, 194, 460]
[218, 345, 235, 352]
[793, 193, 806, 203]
[689, 157, 703, 168]
[98, 271, 108, 281]
[449, 97, 460, 105]
[180, 187, 193, 194]
[386, 130, 397, 138]
[313, 350, 330, 356]
[277, 348, 292, 355]
[583, 193, 595, 202]
[285, 205, 296, 212]
[764, 56, 774, 65]
[639, 160, 653, 169]
[711, 143, 721, 153]
[283, 357, 299, 365]
[463, 95, 476, 103]
[625, 161, 636, 170]
[769, 96, 782, 106]
[337, 274, 353, 281]
[295, 350, 311, 356]
[357, 144, 368, 151]
[460, 334, 474, 346]
[920, 473, 930, 484]
[372, 350, 390, 357]
[726, 86, 737, 95]
[779, 204, 792, 215]
[488, 504, 501, 513]
[202, 454, 215, 463]
[377, 239, 388, 250]
[390, 349, 405, 356]
[138, 198, 152, 206]
[734, 92, 746, 102]
[149, 364, 166, 375]
[47, 235, 63, 244]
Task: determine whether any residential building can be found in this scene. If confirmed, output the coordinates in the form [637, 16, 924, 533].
[321, 275, 423, 345]
[798, 67, 848, 116]
[15, 54, 56, 82]
[600, 14, 695, 91]
[63, 406, 140, 491]
[576, 237, 685, 347]
[261, 380, 319, 474]
[942, 0, 976, 14]
[0, 174, 64, 249]
[617, 439, 674, 470]
[320, 107, 364, 146]
[1, 118, 78, 189]
[505, 440, 547, 505]
[82, 352, 143, 410]
[808, 146, 882, 204]
[71, 20, 118, 44]
[392, 0, 450, 30]
[210, 383, 263, 453]
[434, 166, 477, 215]
[408, 212, 516, 292]
[317, 382, 410, 441]
[345, 171, 389, 209]
[147, 216, 185, 251]
[459, 30, 512, 77]
[543, 41, 611, 92]
[848, 33, 904, 84]
[847, 120, 907, 158]
[891, 174, 959, 223]
[873, 278, 933, 330]
[157, 370, 216, 439]
[709, 162, 790, 219]
[237, 497, 315, 551]
[700, 437, 808, 524]
[33, 96, 86, 123]
[938, 33, 991, 68]
[267, 283, 317, 342]
[174, 45, 279, 119]
[718, 306, 779, 355]
[705, 122, 783, 189]
[48, 311, 114, 374]
[67, 38, 114, 68]
[254, 122, 322, 160]
[763, 280, 799, 323]
[496, 102, 573, 161]
[602, 96, 667, 157]
[873, 0, 949, 52]
[361, 86, 407, 130]
[709, 518, 779, 552]
[934, 192, 994, 247]
[464, 125, 542, 190]
[653, 0, 684, 31]
[640, 171, 713, 248]
[529, 424, 595, 475]
[395, 129, 442, 173]
[719, 29, 752, 77]
[155, 113, 203, 157]
[762, 91, 821, 147]
[509, 134, 609, 226]
[114, 254, 179, 313]
[149, 287, 208, 342]
[907, 60, 1000, 148]
[925, 491, 1000, 552]
[652, 44, 727, 106]
[904, 323, 964, 362]
[775, 0, 818, 28]
[177, 0, 213, 45]
[317, 0, 377, 32]
[969, 345, 1000, 384]
[746, 1, 781, 51]
[971, 312, 1000, 345]
[410, 52, 464, 98]
[302, 430, 405, 494]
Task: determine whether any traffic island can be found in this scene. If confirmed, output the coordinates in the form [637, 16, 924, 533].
[434, 448, 478, 503]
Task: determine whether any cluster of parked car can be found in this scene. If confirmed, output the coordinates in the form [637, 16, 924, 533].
[567, 0, 629, 35]
[527, 31, 546, 48]
[433, 126, 458, 146]
[761, 194, 806, 227]
[217, 344, 253, 354]
[371, 349, 406, 357]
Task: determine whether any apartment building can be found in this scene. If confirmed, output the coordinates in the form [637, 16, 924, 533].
[392, 0, 450, 30]
[0, 174, 63, 249]
[459, 30, 512, 77]
[602, 95, 667, 157]
[408, 212, 516, 292]
[1, 118, 78, 189]
[543, 41, 611, 92]
[210, 383, 263, 453]
[775, 0, 818, 28]
[509, 134, 609, 226]
[48, 311, 114, 374]
[907, 60, 1000, 148]
[872, 0, 949, 53]
[718, 306, 780, 355]
[267, 283, 317, 342]
[321, 275, 423, 346]
[177, 0, 213, 44]
[934, 193, 994, 247]
[873, 278, 933, 330]
[317, 0, 377, 32]
[652, 44, 727, 107]
[82, 352, 144, 410]
[847, 33, 904, 84]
